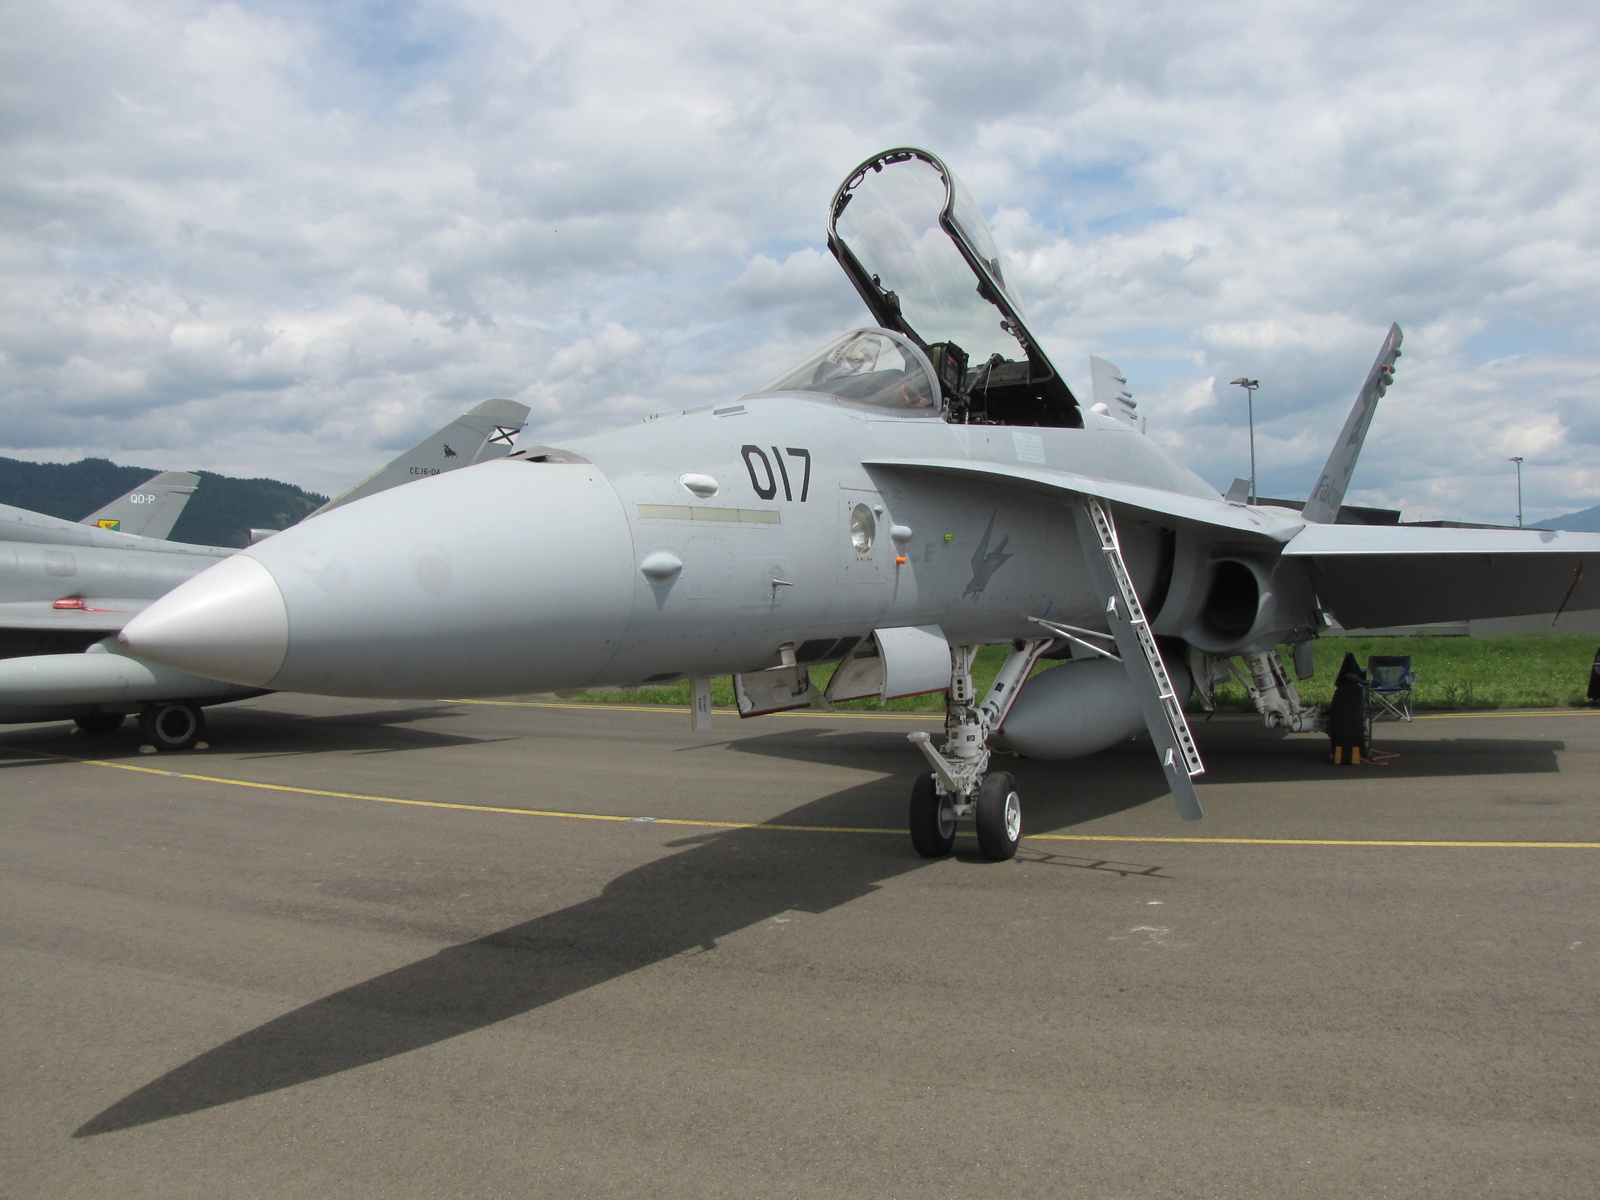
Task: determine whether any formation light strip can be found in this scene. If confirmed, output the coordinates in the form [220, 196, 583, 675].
[636, 504, 781, 524]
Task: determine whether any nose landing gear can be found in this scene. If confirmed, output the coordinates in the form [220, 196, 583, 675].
[139, 700, 206, 751]
[907, 640, 1050, 862]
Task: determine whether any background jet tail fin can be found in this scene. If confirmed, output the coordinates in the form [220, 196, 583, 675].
[311, 397, 531, 518]
[81, 470, 200, 539]
[1088, 356, 1139, 426]
[1301, 323, 1402, 523]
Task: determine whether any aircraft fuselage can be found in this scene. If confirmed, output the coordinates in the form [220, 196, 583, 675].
[158, 393, 1228, 699]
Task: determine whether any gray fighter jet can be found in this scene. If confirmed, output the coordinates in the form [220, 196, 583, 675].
[121, 148, 1600, 858]
[0, 398, 530, 742]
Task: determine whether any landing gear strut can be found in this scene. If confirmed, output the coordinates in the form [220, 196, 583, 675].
[907, 640, 1050, 861]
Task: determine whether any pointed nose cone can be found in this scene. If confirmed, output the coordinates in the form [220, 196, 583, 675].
[119, 554, 289, 687]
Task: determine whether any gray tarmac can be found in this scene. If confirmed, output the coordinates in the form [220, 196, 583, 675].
[2, 693, 1597, 1199]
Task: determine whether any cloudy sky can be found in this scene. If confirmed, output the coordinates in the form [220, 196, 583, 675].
[2, 0, 1597, 522]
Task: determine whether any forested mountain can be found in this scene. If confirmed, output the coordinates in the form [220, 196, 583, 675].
[0, 457, 328, 548]
[1538, 503, 1600, 533]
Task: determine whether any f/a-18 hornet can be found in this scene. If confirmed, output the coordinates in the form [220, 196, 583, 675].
[122, 148, 1600, 859]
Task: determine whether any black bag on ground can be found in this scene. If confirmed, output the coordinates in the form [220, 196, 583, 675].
[1588, 647, 1600, 704]
[1329, 652, 1368, 764]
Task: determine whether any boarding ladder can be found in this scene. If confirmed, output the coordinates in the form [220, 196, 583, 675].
[1073, 496, 1205, 820]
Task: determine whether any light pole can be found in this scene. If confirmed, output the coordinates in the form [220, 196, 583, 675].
[1230, 377, 1261, 502]
[1509, 456, 1524, 528]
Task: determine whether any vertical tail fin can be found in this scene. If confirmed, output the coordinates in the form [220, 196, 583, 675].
[1302, 323, 1402, 523]
[1089, 356, 1139, 426]
[310, 398, 531, 518]
[81, 470, 200, 539]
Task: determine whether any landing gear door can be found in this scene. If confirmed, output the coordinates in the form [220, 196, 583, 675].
[825, 624, 950, 703]
[734, 666, 818, 717]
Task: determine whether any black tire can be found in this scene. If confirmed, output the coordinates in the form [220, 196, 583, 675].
[140, 701, 205, 751]
[975, 771, 1022, 861]
[74, 712, 125, 734]
[908, 773, 956, 858]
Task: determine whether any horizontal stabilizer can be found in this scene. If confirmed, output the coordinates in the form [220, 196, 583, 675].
[81, 470, 200, 539]
[313, 398, 532, 518]
[1302, 324, 1402, 523]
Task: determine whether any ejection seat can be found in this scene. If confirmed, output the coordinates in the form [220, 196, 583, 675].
[1364, 654, 1416, 722]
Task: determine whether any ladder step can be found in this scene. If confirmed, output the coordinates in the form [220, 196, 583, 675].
[1083, 497, 1204, 779]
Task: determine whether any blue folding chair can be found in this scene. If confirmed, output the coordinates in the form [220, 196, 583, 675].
[1365, 654, 1416, 722]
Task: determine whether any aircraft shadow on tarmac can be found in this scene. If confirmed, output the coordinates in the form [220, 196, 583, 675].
[714, 719, 1568, 833]
[75, 767, 951, 1137]
[1184, 719, 1567, 780]
[210, 704, 521, 760]
[2, 703, 505, 763]
[73, 710, 1571, 1138]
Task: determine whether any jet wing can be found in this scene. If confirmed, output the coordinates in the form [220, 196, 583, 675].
[0, 502, 228, 555]
[0, 599, 149, 634]
[861, 457, 1305, 543]
[1281, 524, 1600, 627]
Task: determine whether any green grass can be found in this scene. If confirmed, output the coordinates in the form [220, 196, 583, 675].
[1210, 636, 1600, 712]
[572, 637, 1600, 714]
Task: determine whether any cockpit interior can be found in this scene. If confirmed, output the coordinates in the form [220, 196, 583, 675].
[747, 329, 941, 414]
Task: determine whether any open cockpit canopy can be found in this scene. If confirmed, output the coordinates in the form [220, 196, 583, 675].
[745, 329, 941, 414]
[826, 148, 1080, 428]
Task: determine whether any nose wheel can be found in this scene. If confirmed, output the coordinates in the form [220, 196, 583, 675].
[974, 771, 1022, 861]
[906, 771, 1023, 861]
[908, 773, 957, 858]
[140, 701, 206, 751]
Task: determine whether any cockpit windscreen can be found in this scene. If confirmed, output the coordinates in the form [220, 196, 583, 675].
[832, 155, 1024, 367]
[826, 148, 1081, 428]
[747, 329, 939, 412]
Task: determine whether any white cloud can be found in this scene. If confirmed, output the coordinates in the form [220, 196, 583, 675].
[0, 0, 1597, 521]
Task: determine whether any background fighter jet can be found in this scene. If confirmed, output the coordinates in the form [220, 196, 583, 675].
[0, 468, 221, 660]
[121, 148, 1600, 858]
[0, 397, 530, 746]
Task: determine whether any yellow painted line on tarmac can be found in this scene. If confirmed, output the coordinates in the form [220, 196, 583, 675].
[3, 746, 1598, 849]
[1026, 833, 1600, 848]
[0, 747, 900, 834]
[1413, 709, 1600, 720]
[439, 698, 937, 721]
[440, 696, 1600, 724]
